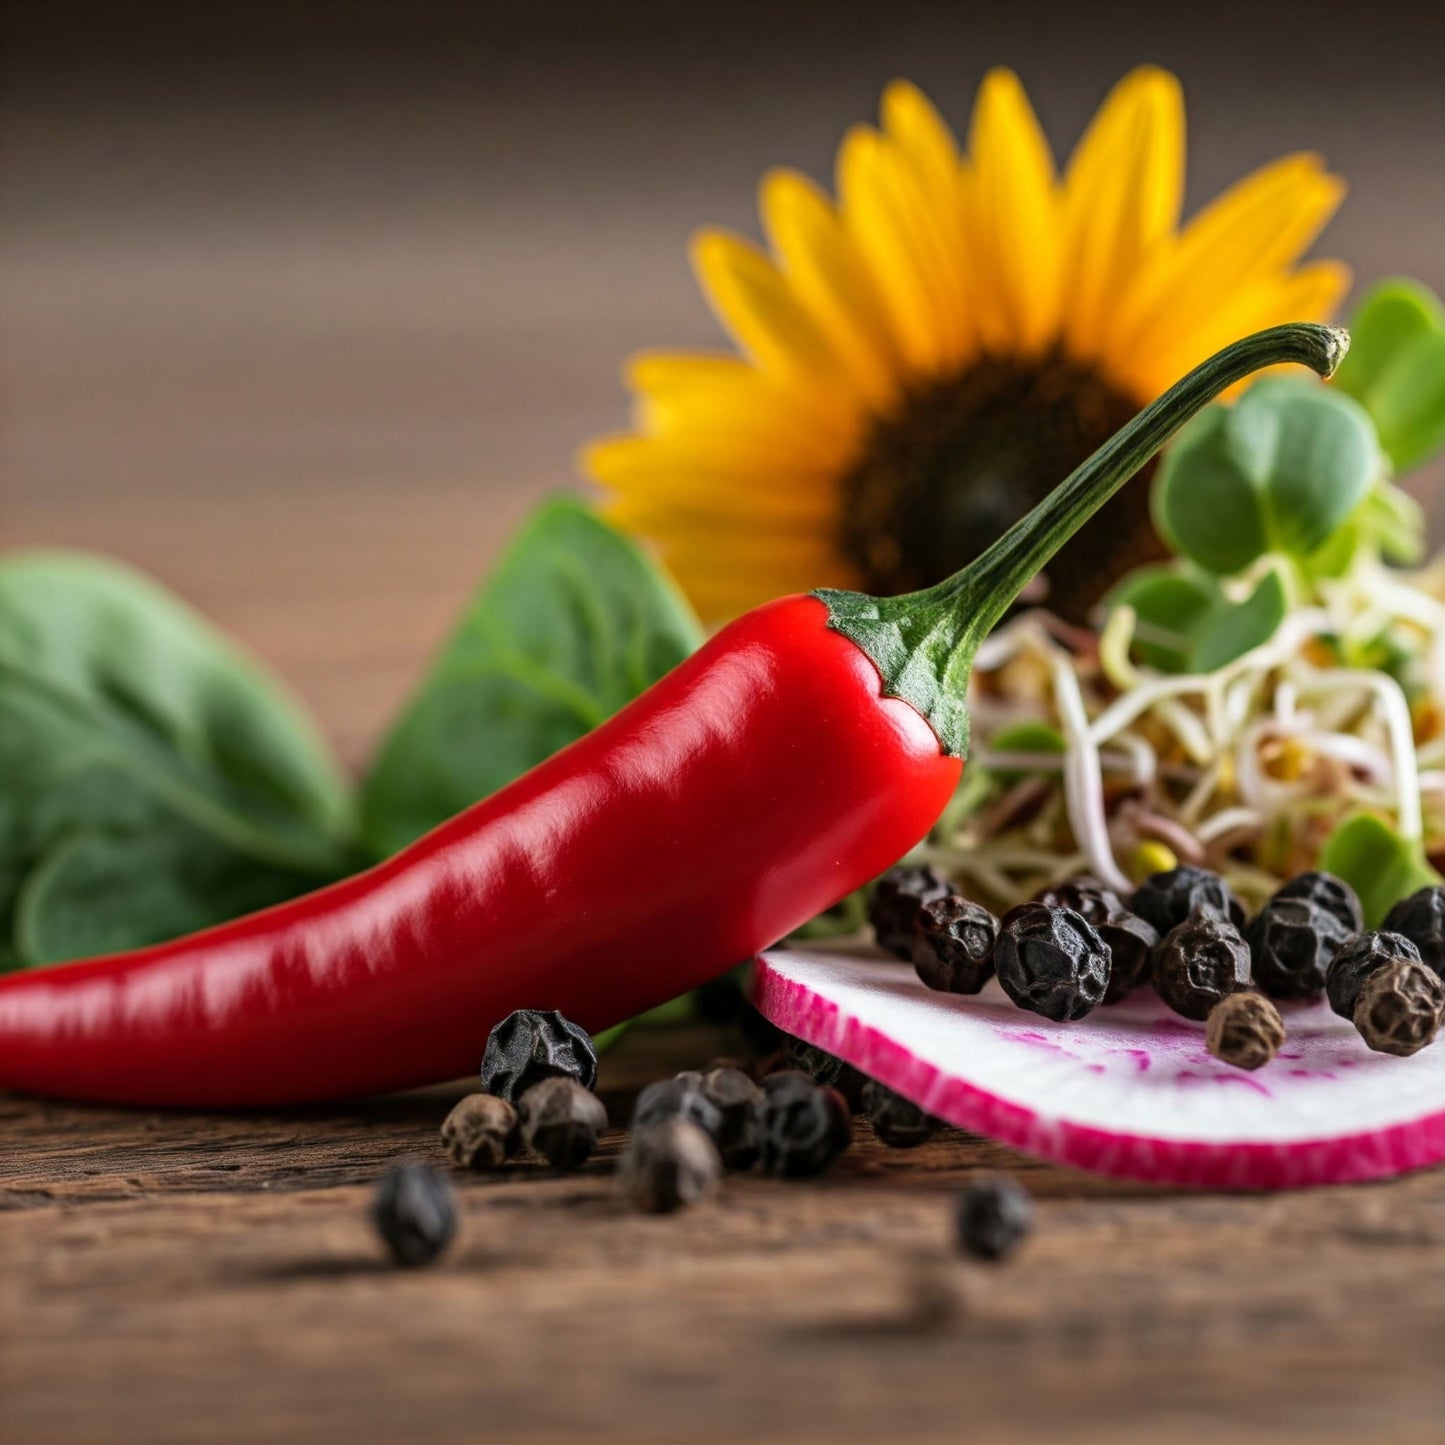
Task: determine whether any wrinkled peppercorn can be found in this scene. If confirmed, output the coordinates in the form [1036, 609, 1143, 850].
[480, 1009, 598, 1103]
[1274, 871, 1363, 936]
[620, 1120, 722, 1213]
[1381, 886, 1445, 980]
[518, 1077, 608, 1169]
[633, 1068, 763, 1170]
[439, 1093, 519, 1170]
[1205, 992, 1285, 1071]
[861, 1078, 939, 1148]
[758, 1071, 852, 1177]
[1248, 896, 1350, 999]
[1325, 931, 1422, 1020]
[912, 894, 998, 994]
[1152, 908, 1250, 1020]
[371, 1163, 457, 1268]
[1353, 959, 1445, 1057]
[1098, 910, 1159, 1004]
[993, 903, 1110, 1022]
[868, 864, 953, 958]
[956, 1174, 1033, 1261]
[633, 1073, 724, 1136]
[1034, 878, 1124, 926]
[1034, 878, 1156, 1005]
[698, 1066, 765, 1169]
[784, 1038, 867, 1110]
[1132, 866, 1245, 935]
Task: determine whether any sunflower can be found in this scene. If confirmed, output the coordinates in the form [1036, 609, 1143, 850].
[583, 67, 1349, 623]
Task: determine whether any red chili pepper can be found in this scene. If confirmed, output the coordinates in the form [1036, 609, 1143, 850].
[0, 326, 1343, 1105]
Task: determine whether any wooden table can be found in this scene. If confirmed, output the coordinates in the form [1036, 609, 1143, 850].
[4, 11, 1445, 1440]
[4, 1022, 1443, 1445]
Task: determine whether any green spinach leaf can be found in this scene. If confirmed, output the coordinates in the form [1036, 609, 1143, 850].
[0, 552, 358, 966]
[360, 496, 702, 858]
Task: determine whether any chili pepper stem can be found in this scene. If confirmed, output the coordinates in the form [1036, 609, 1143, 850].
[818, 322, 1349, 757]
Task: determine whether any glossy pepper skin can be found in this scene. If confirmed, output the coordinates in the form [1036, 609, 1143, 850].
[0, 324, 1345, 1107]
[0, 598, 955, 1105]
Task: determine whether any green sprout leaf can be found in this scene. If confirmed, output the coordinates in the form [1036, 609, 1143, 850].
[1320, 812, 1443, 928]
[1110, 564, 1286, 674]
[1189, 568, 1289, 673]
[1334, 278, 1445, 474]
[1110, 566, 1220, 672]
[984, 721, 1066, 782]
[0, 552, 357, 966]
[1153, 379, 1380, 576]
[361, 496, 703, 859]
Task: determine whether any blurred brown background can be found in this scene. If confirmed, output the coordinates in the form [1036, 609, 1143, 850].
[4, 0, 1444, 766]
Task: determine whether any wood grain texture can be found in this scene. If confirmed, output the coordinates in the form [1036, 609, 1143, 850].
[3, 1021, 1444, 1445]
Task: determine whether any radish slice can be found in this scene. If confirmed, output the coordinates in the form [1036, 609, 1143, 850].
[753, 941, 1445, 1190]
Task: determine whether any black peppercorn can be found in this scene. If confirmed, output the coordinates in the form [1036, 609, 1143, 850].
[1132, 866, 1245, 935]
[633, 1073, 724, 1135]
[1273, 871, 1363, 936]
[993, 903, 1110, 1022]
[518, 1077, 608, 1169]
[1097, 910, 1159, 1003]
[861, 1078, 939, 1148]
[868, 864, 953, 958]
[783, 1038, 867, 1110]
[480, 1009, 598, 1103]
[1205, 992, 1285, 1071]
[440, 1093, 520, 1170]
[955, 1174, 1033, 1261]
[1381, 886, 1445, 980]
[1247, 896, 1350, 999]
[1035, 885, 1153, 1000]
[371, 1163, 457, 1268]
[633, 1068, 763, 1171]
[1325, 931, 1422, 1020]
[1353, 959, 1445, 1057]
[1152, 908, 1250, 1020]
[697, 1066, 765, 1170]
[758, 1071, 852, 1177]
[1034, 877, 1124, 926]
[620, 1120, 722, 1213]
[912, 894, 998, 994]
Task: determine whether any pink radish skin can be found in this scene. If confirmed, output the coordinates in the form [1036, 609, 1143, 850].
[753, 943, 1445, 1191]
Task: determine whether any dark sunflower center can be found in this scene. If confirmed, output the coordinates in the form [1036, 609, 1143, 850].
[839, 350, 1164, 619]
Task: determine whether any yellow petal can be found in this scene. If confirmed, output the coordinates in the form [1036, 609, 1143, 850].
[585, 435, 840, 523]
[1113, 154, 1346, 364]
[759, 168, 903, 406]
[602, 502, 854, 623]
[624, 350, 855, 446]
[627, 349, 861, 462]
[606, 501, 855, 608]
[967, 68, 1061, 353]
[881, 79, 962, 193]
[691, 230, 863, 396]
[1115, 260, 1351, 398]
[835, 125, 950, 372]
[879, 80, 977, 366]
[1059, 66, 1184, 361]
